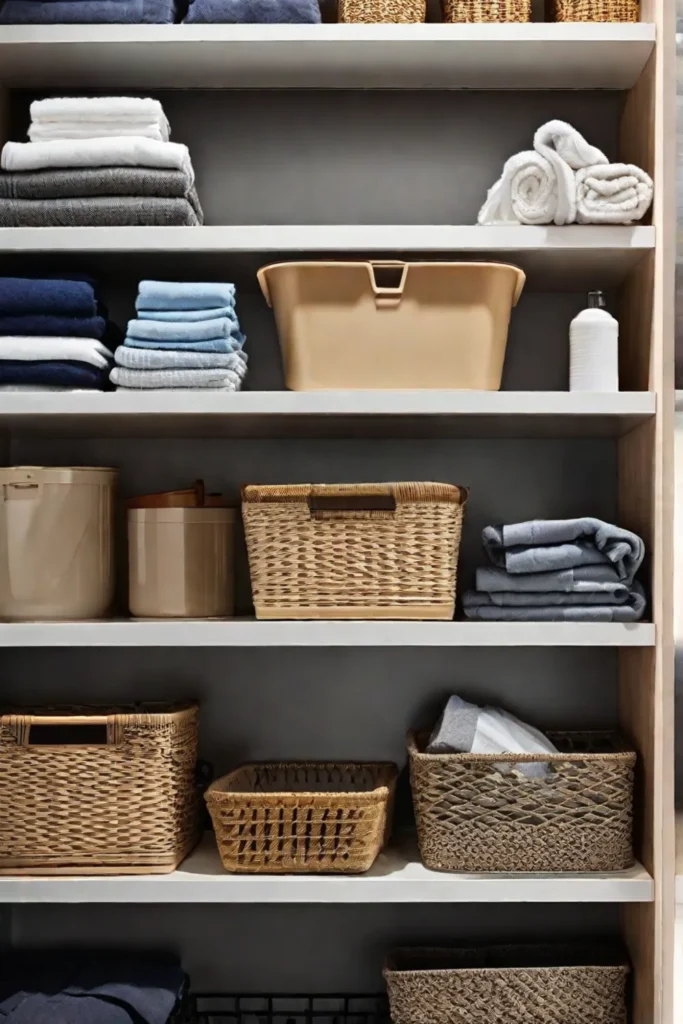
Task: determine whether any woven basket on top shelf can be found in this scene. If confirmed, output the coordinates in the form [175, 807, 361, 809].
[206, 761, 397, 874]
[548, 0, 638, 18]
[242, 482, 466, 621]
[408, 730, 635, 873]
[384, 946, 630, 1024]
[338, 0, 426, 22]
[0, 702, 201, 875]
[441, 0, 530, 21]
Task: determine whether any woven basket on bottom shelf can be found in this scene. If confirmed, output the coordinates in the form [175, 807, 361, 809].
[408, 730, 635, 872]
[206, 762, 397, 873]
[441, 0, 530, 20]
[549, 0, 638, 18]
[242, 482, 466, 620]
[0, 703, 201, 875]
[384, 946, 630, 1024]
[338, 0, 426, 21]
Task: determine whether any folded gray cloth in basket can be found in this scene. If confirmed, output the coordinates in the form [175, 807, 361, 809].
[461, 581, 646, 622]
[427, 694, 558, 779]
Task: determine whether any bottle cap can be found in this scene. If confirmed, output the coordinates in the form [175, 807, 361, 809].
[588, 291, 606, 309]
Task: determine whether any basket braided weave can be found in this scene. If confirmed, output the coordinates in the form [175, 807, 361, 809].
[549, 0, 638, 19]
[242, 483, 466, 620]
[384, 946, 629, 1024]
[339, 0, 426, 21]
[206, 762, 397, 874]
[0, 703, 200, 875]
[441, 0, 530, 21]
[408, 730, 635, 872]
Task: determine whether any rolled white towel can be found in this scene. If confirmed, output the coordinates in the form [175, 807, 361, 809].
[1, 138, 193, 178]
[478, 150, 558, 226]
[533, 120, 608, 226]
[575, 163, 653, 224]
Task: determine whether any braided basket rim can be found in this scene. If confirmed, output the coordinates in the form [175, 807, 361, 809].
[206, 762, 398, 804]
[1, 701, 199, 725]
[408, 730, 636, 765]
[242, 482, 467, 505]
[383, 945, 631, 979]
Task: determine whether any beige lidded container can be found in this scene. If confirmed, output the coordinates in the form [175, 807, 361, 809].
[128, 507, 235, 618]
[257, 260, 525, 391]
[0, 466, 117, 621]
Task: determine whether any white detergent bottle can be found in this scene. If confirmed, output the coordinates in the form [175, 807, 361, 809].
[569, 290, 619, 392]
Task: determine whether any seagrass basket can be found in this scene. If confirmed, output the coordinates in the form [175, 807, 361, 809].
[384, 946, 630, 1024]
[0, 702, 201, 875]
[408, 730, 635, 872]
[549, 0, 637, 20]
[206, 761, 397, 874]
[242, 482, 466, 620]
[441, 0, 530, 20]
[339, 0, 426, 22]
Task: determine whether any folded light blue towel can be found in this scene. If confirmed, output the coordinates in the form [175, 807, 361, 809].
[184, 0, 321, 21]
[124, 334, 245, 353]
[0, 0, 175, 22]
[136, 281, 236, 312]
[116, 345, 247, 371]
[137, 306, 236, 323]
[127, 317, 240, 343]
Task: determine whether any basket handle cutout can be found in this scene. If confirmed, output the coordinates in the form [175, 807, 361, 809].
[367, 262, 408, 310]
[308, 494, 397, 518]
[26, 722, 109, 747]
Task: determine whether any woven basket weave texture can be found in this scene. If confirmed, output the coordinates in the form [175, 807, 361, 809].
[242, 482, 465, 620]
[339, 0, 426, 22]
[0, 703, 200, 875]
[206, 762, 397, 874]
[550, 0, 638, 19]
[441, 0, 530, 21]
[408, 730, 635, 872]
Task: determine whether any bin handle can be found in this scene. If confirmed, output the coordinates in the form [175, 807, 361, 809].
[367, 261, 408, 310]
[4, 714, 120, 747]
[512, 268, 526, 306]
[307, 492, 397, 519]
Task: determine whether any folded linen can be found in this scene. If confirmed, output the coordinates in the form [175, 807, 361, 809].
[0, 336, 112, 369]
[0, 166, 198, 207]
[0, 360, 108, 389]
[0, 0, 175, 22]
[110, 366, 244, 389]
[29, 123, 169, 144]
[0, 314, 106, 339]
[136, 280, 236, 311]
[0, 384, 97, 391]
[482, 518, 645, 583]
[124, 334, 245, 352]
[0, 278, 96, 317]
[477, 150, 558, 226]
[1, 138, 193, 176]
[462, 583, 646, 623]
[463, 589, 637, 609]
[116, 346, 247, 371]
[137, 305, 236, 322]
[127, 316, 239, 342]
[475, 564, 629, 597]
[532, 119, 607, 226]
[0, 195, 202, 228]
[575, 163, 653, 225]
[184, 0, 321, 20]
[31, 97, 168, 125]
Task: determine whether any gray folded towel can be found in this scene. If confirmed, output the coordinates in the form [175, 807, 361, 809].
[0, 194, 202, 227]
[475, 564, 629, 597]
[461, 582, 646, 622]
[0, 167, 198, 206]
[482, 518, 644, 583]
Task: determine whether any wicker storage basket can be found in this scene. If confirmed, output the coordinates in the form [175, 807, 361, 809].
[339, 0, 426, 23]
[549, 0, 637, 20]
[206, 761, 397, 873]
[384, 946, 630, 1024]
[0, 703, 201, 875]
[242, 482, 466, 620]
[408, 730, 635, 872]
[441, 0, 530, 21]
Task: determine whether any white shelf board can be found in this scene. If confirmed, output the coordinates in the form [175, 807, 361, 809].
[0, 24, 656, 90]
[0, 390, 656, 440]
[0, 619, 656, 647]
[0, 225, 655, 289]
[0, 835, 654, 904]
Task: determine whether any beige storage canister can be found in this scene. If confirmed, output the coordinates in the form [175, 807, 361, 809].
[258, 260, 525, 391]
[128, 506, 235, 618]
[0, 466, 117, 622]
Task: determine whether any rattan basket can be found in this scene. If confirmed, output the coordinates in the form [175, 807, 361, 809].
[441, 0, 530, 20]
[242, 482, 466, 620]
[0, 702, 201, 875]
[384, 946, 630, 1024]
[339, 0, 426, 22]
[549, 0, 637, 19]
[206, 762, 398, 874]
[408, 730, 635, 872]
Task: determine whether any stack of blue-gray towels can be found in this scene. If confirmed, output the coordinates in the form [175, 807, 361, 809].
[462, 517, 646, 622]
[110, 279, 247, 390]
[0, 0, 320, 20]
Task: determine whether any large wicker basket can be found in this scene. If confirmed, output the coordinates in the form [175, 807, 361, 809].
[339, 0, 426, 22]
[242, 482, 466, 620]
[384, 946, 630, 1024]
[0, 703, 201, 875]
[441, 0, 530, 20]
[549, 0, 637, 19]
[206, 762, 397, 874]
[408, 730, 635, 872]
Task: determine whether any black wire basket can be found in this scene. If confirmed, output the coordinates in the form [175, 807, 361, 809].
[190, 994, 391, 1024]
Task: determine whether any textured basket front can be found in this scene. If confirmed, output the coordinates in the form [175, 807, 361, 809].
[441, 0, 530, 20]
[550, 0, 637, 19]
[384, 946, 629, 1024]
[242, 483, 465, 620]
[339, 0, 426, 22]
[408, 731, 635, 872]
[0, 703, 200, 875]
[206, 762, 397, 873]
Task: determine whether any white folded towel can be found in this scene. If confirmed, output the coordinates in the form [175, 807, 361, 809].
[110, 366, 244, 389]
[532, 120, 608, 225]
[575, 163, 654, 224]
[478, 150, 557, 226]
[30, 96, 168, 125]
[0, 337, 112, 370]
[1, 138, 192, 176]
[29, 123, 169, 144]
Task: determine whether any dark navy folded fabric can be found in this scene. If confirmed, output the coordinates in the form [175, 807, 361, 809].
[0, 0, 176, 21]
[0, 314, 107, 339]
[0, 278, 97, 317]
[184, 0, 320, 18]
[0, 360, 108, 389]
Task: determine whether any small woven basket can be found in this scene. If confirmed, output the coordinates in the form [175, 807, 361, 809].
[441, 0, 530, 20]
[242, 482, 466, 621]
[339, 0, 426, 22]
[408, 730, 635, 872]
[384, 946, 630, 1024]
[0, 702, 201, 875]
[206, 762, 397, 874]
[549, 0, 638, 19]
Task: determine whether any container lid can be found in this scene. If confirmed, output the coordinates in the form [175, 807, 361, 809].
[0, 466, 118, 486]
[127, 479, 227, 509]
[128, 507, 235, 524]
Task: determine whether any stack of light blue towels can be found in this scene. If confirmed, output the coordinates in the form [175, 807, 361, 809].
[462, 517, 646, 622]
[110, 280, 247, 391]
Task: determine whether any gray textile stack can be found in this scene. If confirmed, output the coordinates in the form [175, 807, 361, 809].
[462, 517, 646, 622]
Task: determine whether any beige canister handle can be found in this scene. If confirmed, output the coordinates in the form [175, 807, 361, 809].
[2, 468, 44, 500]
[366, 261, 408, 310]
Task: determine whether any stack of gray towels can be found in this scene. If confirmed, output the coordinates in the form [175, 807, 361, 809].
[0, 97, 202, 227]
[462, 517, 646, 622]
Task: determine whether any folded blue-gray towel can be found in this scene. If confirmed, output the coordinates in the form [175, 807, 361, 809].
[136, 280, 236, 312]
[475, 564, 630, 597]
[184, 0, 320, 21]
[461, 582, 646, 623]
[127, 316, 240, 343]
[0, 0, 175, 23]
[0, 278, 96, 318]
[124, 333, 246, 352]
[0, 314, 106, 340]
[0, 360, 108, 389]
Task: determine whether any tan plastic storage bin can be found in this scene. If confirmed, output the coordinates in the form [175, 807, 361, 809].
[0, 466, 117, 621]
[128, 507, 235, 618]
[258, 260, 525, 391]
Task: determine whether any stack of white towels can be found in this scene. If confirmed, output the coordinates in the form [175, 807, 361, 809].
[478, 119, 653, 227]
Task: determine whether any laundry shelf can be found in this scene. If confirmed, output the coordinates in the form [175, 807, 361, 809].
[0, 24, 656, 90]
[0, 835, 654, 904]
[0, 390, 656, 439]
[0, 620, 656, 647]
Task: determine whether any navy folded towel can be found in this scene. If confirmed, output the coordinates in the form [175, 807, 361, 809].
[0, 314, 107, 340]
[0, 360, 108, 389]
[0, 0, 176, 23]
[0, 278, 97, 318]
[184, 0, 320, 22]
